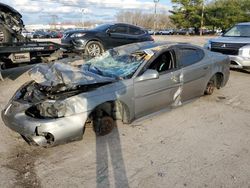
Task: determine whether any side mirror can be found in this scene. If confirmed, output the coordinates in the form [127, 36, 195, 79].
[135, 69, 159, 82]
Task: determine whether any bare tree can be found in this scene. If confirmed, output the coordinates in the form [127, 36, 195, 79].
[116, 11, 174, 29]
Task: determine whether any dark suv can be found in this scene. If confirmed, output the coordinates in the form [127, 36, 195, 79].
[61, 23, 154, 57]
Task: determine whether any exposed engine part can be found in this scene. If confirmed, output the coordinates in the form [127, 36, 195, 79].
[22, 81, 112, 118]
[21, 81, 112, 102]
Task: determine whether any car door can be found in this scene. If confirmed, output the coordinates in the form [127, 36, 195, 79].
[176, 45, 210, 101]
[134, 50, 182, 118]
[106, 24, 129, 48]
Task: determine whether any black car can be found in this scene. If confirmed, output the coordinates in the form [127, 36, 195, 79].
[33, 30, 51, 39]
[61, 23, 154, 57]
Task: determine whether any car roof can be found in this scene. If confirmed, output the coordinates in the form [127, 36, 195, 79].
[101, 22, 145, 30]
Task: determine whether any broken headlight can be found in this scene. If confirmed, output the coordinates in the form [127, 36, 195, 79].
[37, 100, 67, 118]
[70, 33, 86, 38]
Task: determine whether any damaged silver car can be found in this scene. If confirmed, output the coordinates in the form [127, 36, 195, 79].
[2, 41, 230, 146]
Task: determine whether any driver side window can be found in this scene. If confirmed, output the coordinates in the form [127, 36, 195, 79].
[148, 51, 176, 73]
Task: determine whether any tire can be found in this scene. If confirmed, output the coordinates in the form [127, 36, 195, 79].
[85, 41, 104, 57]
[0, 25, 12, 43]
[94, 116, 115, 136]
[204, 77, 216, 95]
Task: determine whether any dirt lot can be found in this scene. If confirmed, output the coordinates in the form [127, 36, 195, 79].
[1, 36, 250, 188]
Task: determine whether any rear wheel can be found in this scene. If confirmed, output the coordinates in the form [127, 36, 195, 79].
[0, 25, 12, 43]
[85, 41, 104, 57]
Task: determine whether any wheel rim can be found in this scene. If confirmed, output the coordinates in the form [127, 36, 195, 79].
[0, 31, 5, 43]
[206, 82, 214, 94]
[87, 43, 101, 57]
[99, 117, 114, 135]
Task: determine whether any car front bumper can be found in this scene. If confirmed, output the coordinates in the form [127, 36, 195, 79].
[71, 39, 87, 51]
[229, 55, 250, 69]
[2, 101, 88, 146]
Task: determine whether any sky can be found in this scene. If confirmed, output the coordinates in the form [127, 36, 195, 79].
[1, 0, 172, 25]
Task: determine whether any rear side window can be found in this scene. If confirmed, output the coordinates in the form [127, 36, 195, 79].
[129, 26, 144, 35]
[179, 48, 204, 67]
[110, 25, 128, 34]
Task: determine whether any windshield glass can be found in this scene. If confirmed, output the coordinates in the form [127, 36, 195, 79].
[86, 50, 147, 79]
[224, 25, 250, 37]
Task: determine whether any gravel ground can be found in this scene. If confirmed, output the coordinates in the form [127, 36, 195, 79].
[0, 36, 250, 188]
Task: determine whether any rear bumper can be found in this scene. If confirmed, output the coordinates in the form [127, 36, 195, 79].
[2, 101, 88, 146]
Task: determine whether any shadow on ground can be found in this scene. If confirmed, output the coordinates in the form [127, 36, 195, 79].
[230, 68, 250, 75]
[96, 123, 129, 188]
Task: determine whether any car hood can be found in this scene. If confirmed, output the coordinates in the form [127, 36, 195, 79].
[210, 36, 250, 44]
[29, 62, 116, 87]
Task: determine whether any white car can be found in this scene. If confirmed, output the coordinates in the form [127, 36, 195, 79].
[205, 22, 250, 69]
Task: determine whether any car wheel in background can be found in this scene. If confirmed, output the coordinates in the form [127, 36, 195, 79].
[0, 25, 12, 43]
[86, 41, 104, 57]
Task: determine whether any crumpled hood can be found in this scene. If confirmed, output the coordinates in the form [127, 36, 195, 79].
[210, 36, 250, 44]
[29, 62, 116, 87]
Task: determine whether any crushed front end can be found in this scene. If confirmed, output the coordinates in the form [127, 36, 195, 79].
[1, 81, 90, 146]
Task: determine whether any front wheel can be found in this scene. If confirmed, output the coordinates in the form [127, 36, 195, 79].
[85, 41, 104, 57]
[94, 116, 115, 136]
[204, 78, 216, 95]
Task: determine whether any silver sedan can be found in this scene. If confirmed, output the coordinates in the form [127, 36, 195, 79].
[2, 41, 230, 146]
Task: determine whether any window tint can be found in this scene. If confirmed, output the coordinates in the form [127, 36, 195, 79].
[110, 26, 128, 34]
[148, 51, 176, 73]
[129, 27, 144, 35]
[179, 48, 204, 67]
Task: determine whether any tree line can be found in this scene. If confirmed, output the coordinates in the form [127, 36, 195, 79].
[116, 0, 250, 34]
[170, 0, 250, 33]
[116, 11, 174, 29]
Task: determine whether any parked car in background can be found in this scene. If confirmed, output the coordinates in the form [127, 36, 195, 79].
[147, 29, 154, 35]
[205, 22, 250, 69]
[201, 29, 215, 35]
[49, 31, 63, 38]
[33, 30, 51, 39]
[21, 30, 33, 38]
[158, 29, 174, 35]
[61, 23, 154, 57]
[2, 41, 230, 146]
[174, 28, 195, 35]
